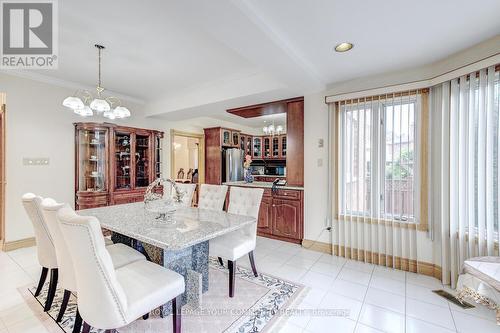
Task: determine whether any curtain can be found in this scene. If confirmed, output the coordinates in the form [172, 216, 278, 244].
[332, 91, 426, 272]
[434, 65, 500, 287]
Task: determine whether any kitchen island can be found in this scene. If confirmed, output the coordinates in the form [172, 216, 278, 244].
[223, 181, 304, 244]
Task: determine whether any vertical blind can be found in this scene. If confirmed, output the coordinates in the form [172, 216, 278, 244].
[333, 90, 427, 271]
[436, 65, 500, 287]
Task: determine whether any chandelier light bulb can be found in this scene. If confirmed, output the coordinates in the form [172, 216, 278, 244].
[62, 96, 84, 110]
[114, 106, 131, 119]
[103, 110, 116, 120]
[90, 98, 111, 112]
[79, 106, 94, 117]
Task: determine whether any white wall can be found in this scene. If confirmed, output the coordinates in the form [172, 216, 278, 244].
[303, 92, 330, 243]
[0, 73, 162, 242]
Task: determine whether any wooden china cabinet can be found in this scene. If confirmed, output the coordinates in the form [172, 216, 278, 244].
[74, 122, 163, 210]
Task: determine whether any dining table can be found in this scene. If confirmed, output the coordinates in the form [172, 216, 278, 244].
[78, 202, 257, 315]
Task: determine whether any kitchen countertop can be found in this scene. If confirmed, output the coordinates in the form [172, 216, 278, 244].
[253, 175, 286, 178]
[223, 181, 304, 191]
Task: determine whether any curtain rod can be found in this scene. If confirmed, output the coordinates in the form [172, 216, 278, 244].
[325, 52, 500, 104]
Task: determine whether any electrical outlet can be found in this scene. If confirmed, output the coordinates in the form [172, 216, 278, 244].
[317, 158, 323, 167]
[23, 158, 49, 166]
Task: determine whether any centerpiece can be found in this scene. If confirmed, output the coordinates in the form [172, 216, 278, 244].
[144, 178, 185, 224]
[243, 154, 254, 183]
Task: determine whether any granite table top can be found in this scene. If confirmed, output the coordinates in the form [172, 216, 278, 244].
[78, 202, 256, 251]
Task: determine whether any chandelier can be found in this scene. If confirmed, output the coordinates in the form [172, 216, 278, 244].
[62, 44, 131, 119]
[262, 123, 284, 136]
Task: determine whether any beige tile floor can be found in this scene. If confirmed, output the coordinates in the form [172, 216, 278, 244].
[0, 237, 498, 333]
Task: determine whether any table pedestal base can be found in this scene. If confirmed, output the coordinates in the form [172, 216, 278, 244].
[110, 233, 209, 315]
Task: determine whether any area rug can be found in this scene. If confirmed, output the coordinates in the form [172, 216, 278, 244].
[21, 257, 305, 333]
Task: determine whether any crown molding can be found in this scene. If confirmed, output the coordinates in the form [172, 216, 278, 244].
[325, 52, 500, 103]
[0, 70, 146, 105]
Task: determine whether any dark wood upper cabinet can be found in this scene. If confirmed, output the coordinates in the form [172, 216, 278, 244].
[221, 129, 231, 146]
[263, 136, 271, 159]
[285, 100, 304, 186]
[252, 137, 262, 158]
[280, 135, 287, 158]
[204, 127, 223, 185]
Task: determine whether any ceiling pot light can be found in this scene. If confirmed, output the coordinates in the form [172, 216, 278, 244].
[334, 42, 353, 52]
[62, 44, 131, 119]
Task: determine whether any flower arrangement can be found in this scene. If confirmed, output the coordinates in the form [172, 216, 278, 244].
[243, 155, 254, 183]
[244, 154, 252, 169]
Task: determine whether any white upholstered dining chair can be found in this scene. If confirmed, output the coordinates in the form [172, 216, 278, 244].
[57, 206, 185, 333]
[41, 200, 147, 331]
[209, 186, 264, 297]
[172, 183, 197, 207]
[21, 193, 59, 312]
[197, 184, 228, 211]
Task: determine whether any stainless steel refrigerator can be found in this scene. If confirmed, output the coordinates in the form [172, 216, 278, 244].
[222, 148, 244, 182]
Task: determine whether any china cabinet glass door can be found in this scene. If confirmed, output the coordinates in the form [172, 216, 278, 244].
[135, 134, 150, 187]
[114, 131, 132, 190]
[78, 129, 107, 192]
[155, 134, 162, 179]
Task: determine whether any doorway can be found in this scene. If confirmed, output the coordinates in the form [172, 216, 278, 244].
[0, 93, 6, 246]
[170, 130, 205, 203]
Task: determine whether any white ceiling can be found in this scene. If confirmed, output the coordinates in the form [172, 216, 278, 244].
[5, 0, 500, 119]
[213, 112, 287, 130]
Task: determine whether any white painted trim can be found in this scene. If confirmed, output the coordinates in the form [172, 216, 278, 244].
[325, 53, 500, 104]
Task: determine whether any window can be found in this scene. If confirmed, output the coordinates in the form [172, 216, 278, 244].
[339, 92, 422, 223]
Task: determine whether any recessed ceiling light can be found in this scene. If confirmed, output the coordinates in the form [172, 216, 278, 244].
[334, 42, 353, 52]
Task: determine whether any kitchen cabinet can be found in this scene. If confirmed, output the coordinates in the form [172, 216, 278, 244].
[232, 131, 240, 147]
[272, 136, 280, 158]
[226, 185, 303, 244]
[257, 194, 273, 234]
[253, 137, 262, 158]
[280, 135, 287, 158]
[263, 137, 271, 158]
[272, 199, 301, 239]
[260, 188, 303, 243]
[240, 134, 252, 156]
[221, 129, 231, 146]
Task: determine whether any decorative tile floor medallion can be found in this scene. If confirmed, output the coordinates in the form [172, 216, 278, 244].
[23, 257, 305, 333]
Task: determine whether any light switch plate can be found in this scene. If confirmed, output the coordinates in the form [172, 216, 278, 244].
[318, 139, 324, 148]
[23, 158, 49, 166]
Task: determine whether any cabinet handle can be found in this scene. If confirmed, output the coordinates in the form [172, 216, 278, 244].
[272, 204, 275, 207]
